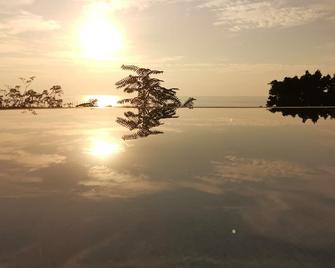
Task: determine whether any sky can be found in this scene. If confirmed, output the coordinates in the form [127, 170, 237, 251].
[0, 0, 334, 97]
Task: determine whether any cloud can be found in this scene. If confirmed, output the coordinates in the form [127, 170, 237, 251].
[84, 0, 333, 31]
[190, 155, 323, 194]
[78, 0, 168, 11]
[197, 0, 331, 31]
[211, 156, 316, 182]
[0, 148, 66, 171]
[80, 166, 167, 198]
[101, 0, 155, 10]
[0, 0, 60, 38]
[0, 0, 35, 8]
[0, 11, 60, 35]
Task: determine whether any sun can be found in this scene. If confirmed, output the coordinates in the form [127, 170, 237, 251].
[87, 95, 119, 107]
[79, 3, 123, 60]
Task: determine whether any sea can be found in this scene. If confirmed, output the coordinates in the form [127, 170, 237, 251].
[64, 95, 268, 107]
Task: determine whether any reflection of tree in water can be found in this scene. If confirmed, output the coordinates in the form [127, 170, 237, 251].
[117, 106, 178, 140]
[115, 65, 194, 140]
[269, 108, 335, 123]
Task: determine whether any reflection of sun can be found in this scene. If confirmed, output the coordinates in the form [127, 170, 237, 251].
[79, 2, 123, 60]
[90, 140, 123, 157]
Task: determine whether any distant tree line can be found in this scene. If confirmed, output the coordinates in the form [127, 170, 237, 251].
[0, 77, 63, 109]
[267, 70, 335, 107]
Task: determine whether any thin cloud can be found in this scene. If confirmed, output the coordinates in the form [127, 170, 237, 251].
[77, 0, 171, 11]
[0, 11, 60, 35]
[0, 148, 66, 171]
[190, 155, 323, 194]
[86, 0, 333, 31]
[197, 0, 332, 31]
[80, 165, 167, 198]
[0, 0, 35, 8]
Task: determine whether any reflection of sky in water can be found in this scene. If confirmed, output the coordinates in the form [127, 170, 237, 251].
[0, 109, 335, 267]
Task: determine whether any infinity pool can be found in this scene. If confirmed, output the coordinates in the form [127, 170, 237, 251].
[0, 108, 334, 267]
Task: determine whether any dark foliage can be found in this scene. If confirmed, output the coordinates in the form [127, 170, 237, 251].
[115, 65, 195, 139]
[269, 108, 335, 123]
[267, 70, 335, 107]
[0, 77, 63, 109]
[117, 106, 178, 140]
[116, 65, 182, 108]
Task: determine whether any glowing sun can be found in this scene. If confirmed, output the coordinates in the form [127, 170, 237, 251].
[87, 95, 119, 107]
[80, 3, 123, 60]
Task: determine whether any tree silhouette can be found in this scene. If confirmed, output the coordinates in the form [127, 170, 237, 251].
[117, 106, 178, 140]
[267, 70, 335, 122]
[115, 65, 195, 139]
[116, 65, 182, 108]
[0, 77, 63, 109]
[267, 70, 335, 107]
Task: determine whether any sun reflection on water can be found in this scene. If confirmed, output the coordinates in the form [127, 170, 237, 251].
[89, 139, 123, 158]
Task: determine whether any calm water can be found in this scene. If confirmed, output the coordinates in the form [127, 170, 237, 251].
[0, 108, 335, 267]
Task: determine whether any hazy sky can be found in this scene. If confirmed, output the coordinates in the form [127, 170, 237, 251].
[0, 0, 334, 97]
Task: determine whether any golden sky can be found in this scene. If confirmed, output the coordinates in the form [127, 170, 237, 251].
[0, 0, 334, 97]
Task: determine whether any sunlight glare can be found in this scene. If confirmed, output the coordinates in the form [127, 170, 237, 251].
[80, 3, 123, 60]
[90, 139, 123, 158]
[87, 95, 119, 107]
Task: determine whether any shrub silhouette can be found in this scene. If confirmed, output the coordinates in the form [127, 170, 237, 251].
[267, 70, 335, 107]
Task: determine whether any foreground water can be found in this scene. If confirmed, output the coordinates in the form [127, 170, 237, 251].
[0, 108, 334, 267]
